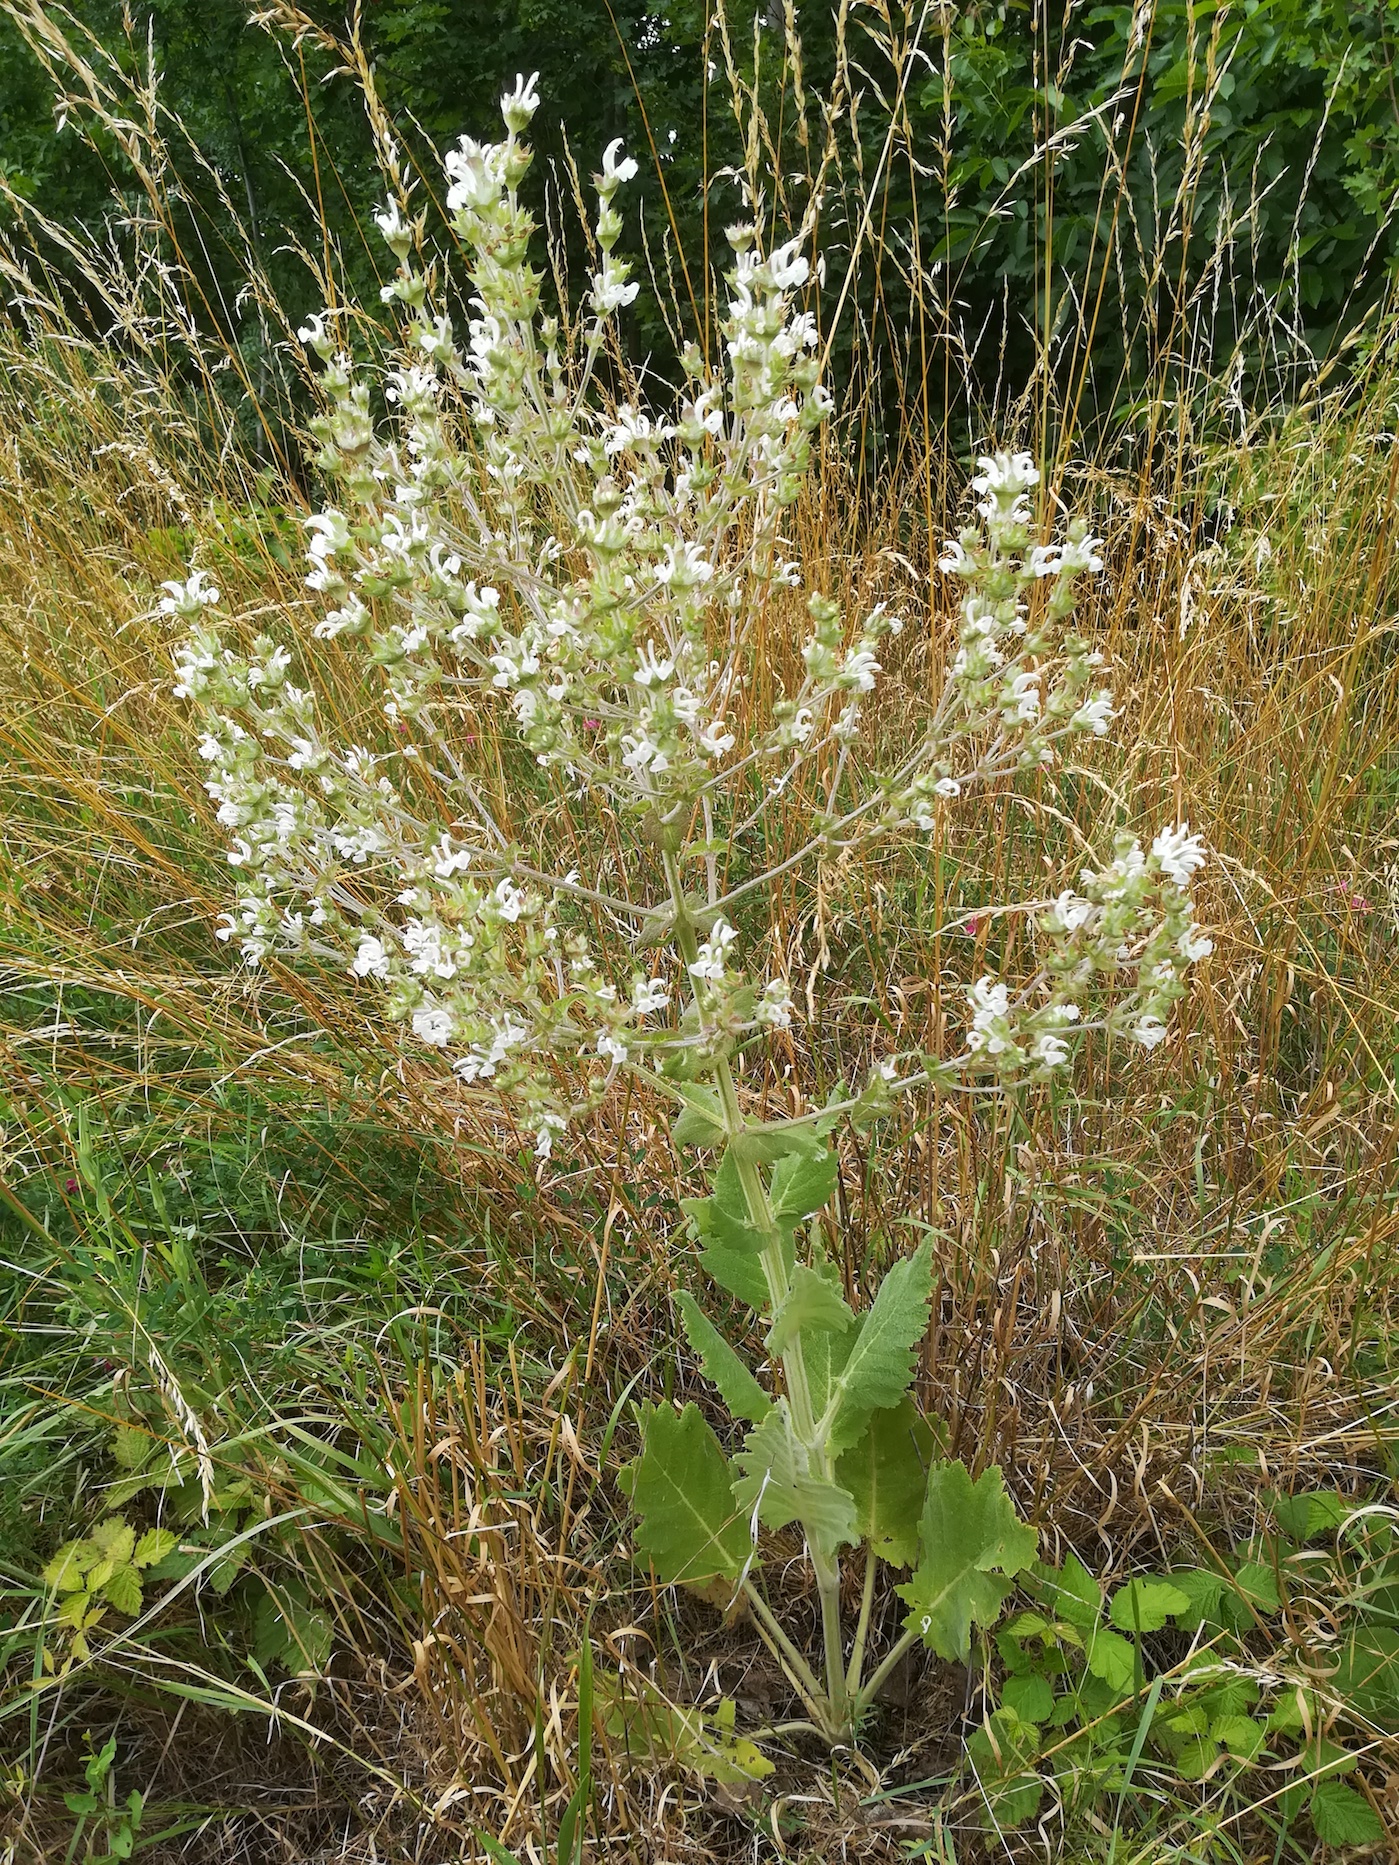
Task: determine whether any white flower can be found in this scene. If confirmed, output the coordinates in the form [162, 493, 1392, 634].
[1050, 890, 1096, 933]
[1033, 1031, 1071, 1067]
[1071, 692, 1114, 736]
[592, 262, 640, 315]
[1151, 822, 1208, 887]
[938, 539, 976, 576]
[1059, 534, 1105, 575]
[352, 936, 390, 979]
[1178, 927, 1214, 963]
[534, 1112, 567, 1160]
[631, 977, 669, 1016]
[840, 646, 881, 692]
[633, 640, 676, 687]
[374, 200, 408, 247]
[158, 570, 221, 616]
[1027, 544, 1061, 577]
[296, 311, 328, 348]
[689, 917, 737, 983]
[493, 879, 527, 922]
[445, 137, 506, 214]
[501, 70, 541, 130]
[698, 718, 736, 758]
[656, 541, 713, 589]
[1131, 1015, 1168, 1050]
[596, 1030, 628, 1065]
[620, 731, 669, 776]
[432, 837, 473, 879]
[754, 981, 794, 1028]
[966, 975, 1012, 1055]
[767, 237, 809, 291]
[412, 1003, 455, 1046]
[934, 777, 961, 799]
[600, 138, 638, 187]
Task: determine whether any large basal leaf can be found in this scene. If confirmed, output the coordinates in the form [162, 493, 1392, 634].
[769, 1146, 839, 1226]
[676, 1291, 772, 1424]
[765, 1264, 855, 1355]
[731, 1404, 859, 1560]
[617, 1403, 753, 1590]
[835, 1397, 938, 1568]
[819, 1240, 934, 1453]
[1108, 1578, 1190, 1632]
[897, 1461, 1038, 1661]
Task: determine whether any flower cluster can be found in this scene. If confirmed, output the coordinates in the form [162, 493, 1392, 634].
[166, 80, 1211, 1155]
[953, 823, 1211, 1077]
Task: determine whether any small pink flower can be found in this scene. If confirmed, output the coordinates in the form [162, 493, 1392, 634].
[583, 717, 601, 731]
[463, 733, 477, 747]
[962, 915, 982, 936]
[64, 1177, 78, 1192]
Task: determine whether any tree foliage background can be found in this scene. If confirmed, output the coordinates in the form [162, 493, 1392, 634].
[3, 0, 1399, 440]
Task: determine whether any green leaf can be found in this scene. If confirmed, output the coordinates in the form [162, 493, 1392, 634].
[1033, 1554, 1102, 1630]
[897, 1461, 1038, 1661]
[101, 1563, 143, 1616]
[1309, 1779, 1383, 1845]
[1269, 1489, 1353, 1542]
[766, 1264, 854, 1355]
[617, 1403, 752, 1590]
[968, 1709, 1042, 1826]
[820, 1240, 934, 1452]
[90, 1518, 136, 1566]
[835, 1397, 938, 1568]
[111, 1424, 154, 1472]
[1211, 1714, 1266, 1760]
[596, 1674, 774, 1785]
[769, 1146, 839, 1225]
[731, 1405, 860, 1559]
[1108, 1578, 1190, 1632]
[134, 1528, 178, 1569]
[697, 1233, 773, 1311]
[1002, 1674, 1055, 1723]
[728, 1124, 827, 1166]
[1231, 1561, 1280, 1611]
[1165, 1567, 1225, 1630]
[1334, 1627, 1399, 1721]
[676, 1292, 772, 1424]
[670, 1085, 727, 1150]
[43, 1540, 97, 1592]
[1083, 1626, 1137, 1693]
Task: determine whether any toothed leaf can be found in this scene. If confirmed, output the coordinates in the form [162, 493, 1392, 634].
[820, 1240, 934, 1452]
[676, 1292, 772, 1423]
[897, 1461, 1038, 1660]
[618, 1403, 752, 1589]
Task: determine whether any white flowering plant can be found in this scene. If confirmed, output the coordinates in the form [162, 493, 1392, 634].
[164, 80, 1210, 1748]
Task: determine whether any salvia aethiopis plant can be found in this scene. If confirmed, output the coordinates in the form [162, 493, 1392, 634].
[164, 76, 1210, 1747]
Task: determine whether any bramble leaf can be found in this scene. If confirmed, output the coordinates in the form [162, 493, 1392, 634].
[1232, 1561, 1280, 1611]
[820, 1240, 934, 1452]
[1033, 1553, 1101, 1630]
[134, 1528, 178, 1569]
[1109, 1578, 1190, 1632]
[101, 1563, 143, 1616]
[1002, 1674, 1054, 1723]
[731, 1404, 859, 1559]
[897, 1461, 1038, 1660]
[1334, 1627, 1399, 1720]
[1268, 1488, 1353, 1542]
[676, 1292, 772, 1424]
[89, 1519, 136, 1566]
[765, 1264, 854, 1355]
[1083, 1626, 1137, 1692]
[43, 1540, 97, 1592]
[1309, 1779, 1383, 1846]
[835, 1397, 938, 1568]
[617, 1403, 752, 1589]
